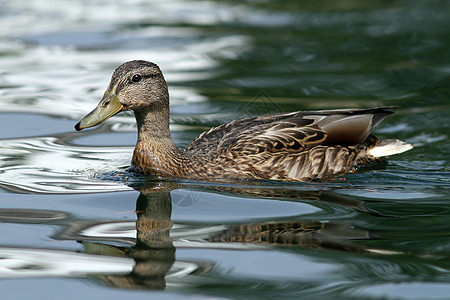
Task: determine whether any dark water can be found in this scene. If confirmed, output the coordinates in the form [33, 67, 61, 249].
[0, 0, 449, 299]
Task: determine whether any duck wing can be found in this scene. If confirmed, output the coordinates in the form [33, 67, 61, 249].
[185, 107, 395, 156]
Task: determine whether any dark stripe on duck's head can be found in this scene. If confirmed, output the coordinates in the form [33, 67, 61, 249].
[109, 60, 163, 94]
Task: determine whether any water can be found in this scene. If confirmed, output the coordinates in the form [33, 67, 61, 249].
[0, 0, 449, 299]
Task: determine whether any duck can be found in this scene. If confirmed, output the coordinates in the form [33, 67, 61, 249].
[75, 60, 412, 182]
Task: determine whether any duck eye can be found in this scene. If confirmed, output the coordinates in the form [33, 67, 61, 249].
[131, 74, 142, 83]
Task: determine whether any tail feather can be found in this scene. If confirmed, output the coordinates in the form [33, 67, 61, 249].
[368, 139, 413, 158]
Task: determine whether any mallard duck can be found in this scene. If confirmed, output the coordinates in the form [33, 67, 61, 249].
[75, 60, 412, 182]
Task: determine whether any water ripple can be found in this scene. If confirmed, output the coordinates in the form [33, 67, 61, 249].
[0, 136, 132, 194]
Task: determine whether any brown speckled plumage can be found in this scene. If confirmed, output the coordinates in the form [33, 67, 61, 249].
[75, 60, 412, 182]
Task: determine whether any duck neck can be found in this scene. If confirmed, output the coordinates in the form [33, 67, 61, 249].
[134, 105, 173, 143]
[132, 105, 186, 176]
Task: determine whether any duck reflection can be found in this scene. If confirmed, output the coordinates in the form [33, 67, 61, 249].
[97, 185, 176, 290]
[73, 181, 374, 290]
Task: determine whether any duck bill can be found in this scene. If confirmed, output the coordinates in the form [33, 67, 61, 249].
[74, 90, 124, 131]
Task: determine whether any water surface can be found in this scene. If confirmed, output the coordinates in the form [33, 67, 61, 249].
[0, 0, 449, 299]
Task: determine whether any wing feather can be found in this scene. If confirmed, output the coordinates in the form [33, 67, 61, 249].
[184, 107, 394, 180]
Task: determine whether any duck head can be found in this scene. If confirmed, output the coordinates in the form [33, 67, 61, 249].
[75, 60, 168, 131]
